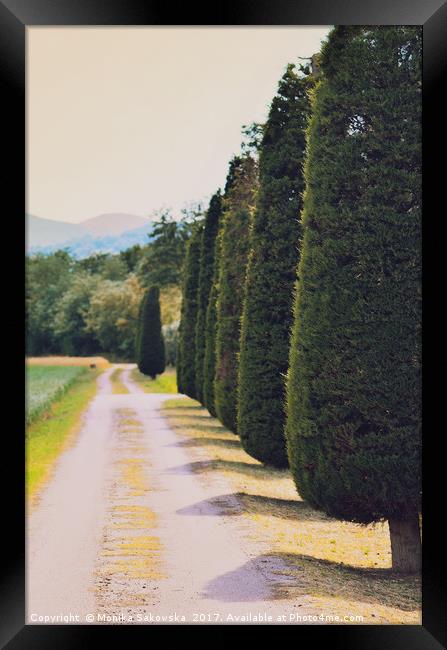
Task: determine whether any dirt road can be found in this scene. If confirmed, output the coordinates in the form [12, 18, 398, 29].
[27, 365, 314, 625]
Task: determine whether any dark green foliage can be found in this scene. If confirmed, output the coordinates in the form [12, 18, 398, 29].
[238, 64, 312, 468]
[195, 191, 223, 403]
[176, 332, 183, 392]
[137, 210, 198, 289]
[202, 271, 219, 416]
[137, 286, 166, 378]
[285, 27, 421, 557]
[26, 251, 73, 354]
[214, 155, 258, 432]
[177, 224, 203, 397]
[134, 295, 144, 367]
[76, 252, 111, 275]
[119, 245, 143, 273]
[203, 159, 246, 416]
[163, 323, 179, 367]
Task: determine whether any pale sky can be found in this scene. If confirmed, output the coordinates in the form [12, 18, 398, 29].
[27, 27, 330, 224]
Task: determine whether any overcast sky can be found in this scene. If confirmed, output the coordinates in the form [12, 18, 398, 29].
[27, 26, 330, 224]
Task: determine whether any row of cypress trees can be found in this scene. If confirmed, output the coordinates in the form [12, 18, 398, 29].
[177, 26, 421, 573]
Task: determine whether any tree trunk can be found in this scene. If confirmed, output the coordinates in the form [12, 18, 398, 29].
[388, 514, 421, 574]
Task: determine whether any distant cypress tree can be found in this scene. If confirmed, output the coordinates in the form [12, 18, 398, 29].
[285, 27, 422, 573]
[214, 155, 258, 432]
[137, 286, 166, 379]
[195, 191, 223, 403]
[177, 224, 203, 398]
[238, 64, 312, 468]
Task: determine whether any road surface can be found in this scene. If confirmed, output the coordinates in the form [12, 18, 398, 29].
[27, 365, 314, 625]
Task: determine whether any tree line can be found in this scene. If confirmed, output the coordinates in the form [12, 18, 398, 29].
[26, 208, 200, 362]
[177, 26, 421, 573]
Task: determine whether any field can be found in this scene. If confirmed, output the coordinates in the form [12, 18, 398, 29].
[27, 356, 110, 368]
[163, 397, 421, 624]
[131, 367, 178, 393]
[26, 365, 88, 423]
[26, 366, 100, 505]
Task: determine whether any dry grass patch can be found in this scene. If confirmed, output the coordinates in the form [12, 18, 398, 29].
[163, 397, 421, 624]
[110, 367, 130, 394]
[27, 356, 110, 368]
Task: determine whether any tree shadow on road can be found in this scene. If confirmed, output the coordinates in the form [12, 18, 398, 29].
[202, 552, 421, 613]
[165, 459, 287, 480]
[168, 436, 242, 450]
[176, 492, 328, 522]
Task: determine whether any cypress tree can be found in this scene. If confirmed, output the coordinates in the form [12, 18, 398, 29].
[214, 155, 258, 432]
[176, 325, 183, 393]
[238, 64, 312, 468]
[137, 286, 166, 379]
[134, 295, 144, 364]
[203, 267, 219, 416]
[177, 223, 203, 398]
[195, 191, 223, 403]
[285, 27, 422, 573]
[203, 159, 249, 417]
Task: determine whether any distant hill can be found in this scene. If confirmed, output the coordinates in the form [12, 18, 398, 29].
[27, 213, 155, 258]
[29, 223, 155, 259]
[27, 213, 150, 247]
[80, 213, 150, 237]
[27, 214, 84, 248]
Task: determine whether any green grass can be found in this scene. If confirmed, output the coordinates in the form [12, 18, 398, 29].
[26, 365, 87, 424]
[131, 367, 177, 393]
[26, 367, 100, 504]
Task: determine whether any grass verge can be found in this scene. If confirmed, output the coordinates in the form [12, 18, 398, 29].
[163, 397, 421, 624]
[131, 367, 177, 393]
[26, 368, 100, 508]
[26, 365, 87, 424]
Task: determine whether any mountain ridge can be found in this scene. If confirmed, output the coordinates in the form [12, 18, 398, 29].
[79, 213, 149, 237]
[27, 213, 155, 258]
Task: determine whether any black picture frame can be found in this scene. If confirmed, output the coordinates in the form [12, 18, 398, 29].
[2, 0, 445, 647]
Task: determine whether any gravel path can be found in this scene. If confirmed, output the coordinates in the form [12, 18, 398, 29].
[27, 365, 314, 625]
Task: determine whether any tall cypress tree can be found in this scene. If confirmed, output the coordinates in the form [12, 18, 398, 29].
[203, 159, 249, 417]
[238, 64, 312, 468]
[285, 27, 422, 573]
[137, 286, 166, 379]
[134, 294, 144, 366]
[177, 223, 203, 398]
[214, 155, 258, 432]
[195, 191, 223, 403]
[203, 264, 220, 416]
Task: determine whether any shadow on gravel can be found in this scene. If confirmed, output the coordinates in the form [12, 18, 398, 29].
[165, 459, 279, 479]
[176, 493, 328, 522]
[168, 436, 241, 450]
[203, 553, 421, 611]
